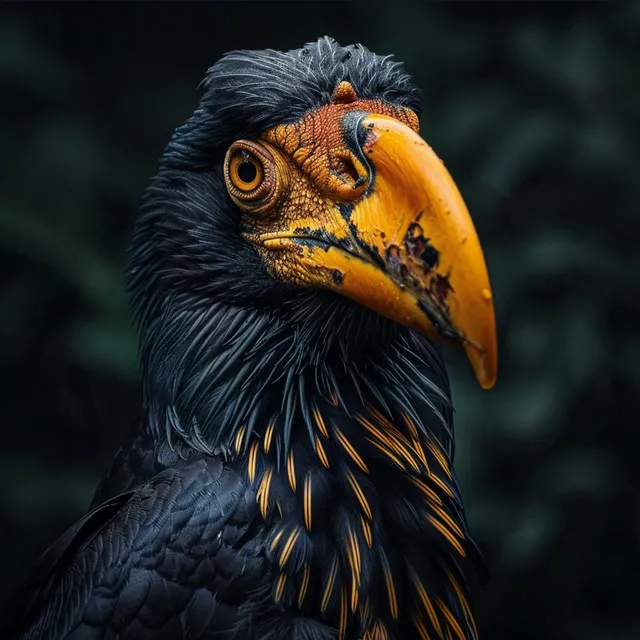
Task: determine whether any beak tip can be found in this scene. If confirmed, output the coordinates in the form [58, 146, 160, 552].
[467, 341, 498, 390]
[479, 373, 497, 391]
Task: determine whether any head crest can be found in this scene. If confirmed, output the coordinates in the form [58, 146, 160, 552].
[332, 80, 358, 104]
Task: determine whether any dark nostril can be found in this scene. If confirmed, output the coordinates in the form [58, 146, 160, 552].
[352, 174, 367, 189]
[341, 110, 369, 151]
[338, 111, 373, 195]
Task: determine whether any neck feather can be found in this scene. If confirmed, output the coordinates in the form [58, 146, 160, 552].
[137, 290, 485, 639]
[139, 290, 454, 464]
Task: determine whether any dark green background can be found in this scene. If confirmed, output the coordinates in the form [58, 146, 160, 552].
[1, 2, 638, 638]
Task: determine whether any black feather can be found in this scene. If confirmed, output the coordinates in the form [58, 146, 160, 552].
[5, 37, 486, 640]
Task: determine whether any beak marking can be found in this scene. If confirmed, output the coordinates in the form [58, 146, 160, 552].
[404, 221, 440, 272]
[378, 214, 459, 341]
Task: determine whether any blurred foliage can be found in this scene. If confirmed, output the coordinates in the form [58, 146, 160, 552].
[0, 2, 638, 639]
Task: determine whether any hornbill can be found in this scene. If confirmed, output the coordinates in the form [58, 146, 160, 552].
[2, 38, 497, 640]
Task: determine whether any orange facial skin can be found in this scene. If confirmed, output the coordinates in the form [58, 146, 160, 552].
[224, 82, 497, 389]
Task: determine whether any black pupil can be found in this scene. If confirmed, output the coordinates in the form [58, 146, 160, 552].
[237, 159, 258, 184]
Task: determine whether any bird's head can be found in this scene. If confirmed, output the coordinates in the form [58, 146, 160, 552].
[231, 94, 498, 389]
[130, 38, 496, 400]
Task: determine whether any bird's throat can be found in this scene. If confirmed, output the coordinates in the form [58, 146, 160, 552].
[134, 292, 481, 638]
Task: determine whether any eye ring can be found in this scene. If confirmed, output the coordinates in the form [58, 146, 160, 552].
[224, 141, 277, 208]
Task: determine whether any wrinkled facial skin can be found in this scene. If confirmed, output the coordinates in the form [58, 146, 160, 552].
[255, 95, 419, 287]
[223, 82, 497, 389]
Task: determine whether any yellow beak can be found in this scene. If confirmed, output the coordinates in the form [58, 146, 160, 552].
[263, 113, 497, 388]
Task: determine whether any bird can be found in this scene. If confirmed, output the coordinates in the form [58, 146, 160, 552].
[1, 37, 497, 640]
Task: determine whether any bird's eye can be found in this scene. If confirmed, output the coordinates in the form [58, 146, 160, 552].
[224, 141, 277, 209]
[230, 153, 262, 191]
[236, 159, 258, 185]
